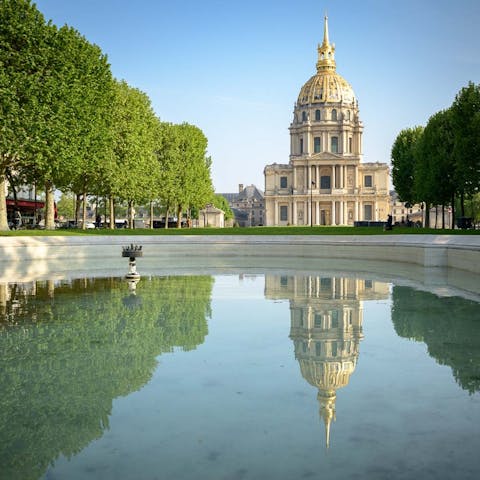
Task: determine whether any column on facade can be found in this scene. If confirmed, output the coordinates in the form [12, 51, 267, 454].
[340, 165, 344, 189]
[332, 164, 336, 189]
[315, 165, 319, 187]
[307, 165, 310, 189]
[293, 167, 297, 191]
[339, 201, 343, 225]
[306, 200, 311, 226]
[274, 200, 278, 225]
[374, 201, 378, 221]
[331, 201, 336, 225]
[293, 201, 297, 225]
[315, 201, 320, 225]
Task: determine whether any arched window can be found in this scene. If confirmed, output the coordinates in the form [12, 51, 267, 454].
[315, 109, 321, 121]
[331, 109, 337, 121]
[331, 136, 338, 153]
[302, 111, 307, 122]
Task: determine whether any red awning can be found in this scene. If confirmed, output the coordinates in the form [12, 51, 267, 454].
[6, 199, 45, 209]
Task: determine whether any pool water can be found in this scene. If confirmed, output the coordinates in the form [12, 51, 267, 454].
[0, 273, 479, 480]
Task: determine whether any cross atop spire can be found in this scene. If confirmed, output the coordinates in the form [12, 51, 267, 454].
[316, 15, 336, 72]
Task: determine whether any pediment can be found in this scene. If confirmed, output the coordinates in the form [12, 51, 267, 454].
[311, 152, 343, 161]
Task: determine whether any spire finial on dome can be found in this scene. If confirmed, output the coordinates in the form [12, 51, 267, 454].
[323, 14, 330, 46]
[316, 14, 336, 72]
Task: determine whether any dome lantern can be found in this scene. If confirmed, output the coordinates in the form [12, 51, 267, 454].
[316, 15, 336, 73]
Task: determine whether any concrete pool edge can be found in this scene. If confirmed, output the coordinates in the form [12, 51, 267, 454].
[0, 234, 479, 274]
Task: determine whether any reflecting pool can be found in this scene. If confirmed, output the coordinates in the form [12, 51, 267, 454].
[0, 272, 479, 480]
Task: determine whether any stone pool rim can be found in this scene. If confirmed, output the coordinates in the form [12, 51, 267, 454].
[0, 234, 479, 274]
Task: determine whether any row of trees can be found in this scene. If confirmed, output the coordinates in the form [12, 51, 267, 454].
[0, 0, 218, 230]
[391, 82, 480, 228]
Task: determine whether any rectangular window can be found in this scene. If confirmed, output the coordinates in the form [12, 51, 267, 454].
[314, 136, 321, 153]
[364, 175, 372, 187]
[314, 314, 322, 327]
[280, 176, 287, 188]
[280, 205, 288, 221]
[315, 342, 322, 356]
[364, 204, 373, 220]
[280, 276, 288, 287]
[320, 176, 331, 189]
[300, 138, 304, 154]
[331, 310, 339, 328]
[330, 136, 338, 153]
[349, 137, 353, 153]
[364, 279, 373, 289]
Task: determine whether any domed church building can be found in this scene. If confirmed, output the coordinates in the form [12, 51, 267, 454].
[264, 17, 389, 226]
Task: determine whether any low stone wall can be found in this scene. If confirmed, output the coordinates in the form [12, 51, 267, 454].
[0, 234, 479, 274]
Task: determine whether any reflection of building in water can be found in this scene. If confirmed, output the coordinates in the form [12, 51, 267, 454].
[266, 274, 389, 447]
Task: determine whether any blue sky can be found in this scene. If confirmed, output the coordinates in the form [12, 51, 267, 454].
[35, 0, 480, 193]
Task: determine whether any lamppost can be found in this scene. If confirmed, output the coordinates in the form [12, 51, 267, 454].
[310, 180, 315, 227]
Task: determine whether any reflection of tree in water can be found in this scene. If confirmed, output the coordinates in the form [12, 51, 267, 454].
[391, 286, 480, 394]
[0, 276, 213, 480]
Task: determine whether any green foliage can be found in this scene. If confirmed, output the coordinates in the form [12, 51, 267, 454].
[212, 194, 234, 220]
[391, 126, 424, 203]
[450, 82, 480, 200]
[154, 122, 214, 225]
[0, 275, 214, 479]
[391, 286, 480, 394]
[103, 80, 158, 205]
[392, 82, 480, 217]
[56, 191, 76, 219]
[414, 109, 455, 207]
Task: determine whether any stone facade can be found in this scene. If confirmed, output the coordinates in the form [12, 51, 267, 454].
[221, 184, 265, 227]
[264, 17, 389, 226]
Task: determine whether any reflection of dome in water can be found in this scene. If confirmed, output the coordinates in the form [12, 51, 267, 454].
[290, 277, 365, 448]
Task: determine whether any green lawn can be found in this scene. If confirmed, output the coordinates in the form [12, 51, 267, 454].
[2, 226, 479, 236]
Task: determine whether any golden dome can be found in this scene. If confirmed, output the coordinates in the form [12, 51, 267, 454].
[297, 16, 356, 106]
[297, 71, 356, 106]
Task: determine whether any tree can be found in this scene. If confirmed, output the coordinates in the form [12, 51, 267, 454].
[104, 80, 158, 229]
[450, 82, 480, 216]
[0, 0, 51, 230]
[414, 110, 455, 228]
[56, 191, 76, 220]
[154, 123, 214, 228]
[0, 1, 115, 230]
[212, 194, 234, 221]
[173, 123, 214, 227]
[391, 126, 424, 205]
[154, 122, 182, 228]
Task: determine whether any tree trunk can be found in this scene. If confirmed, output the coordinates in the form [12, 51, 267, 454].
[424, 202, 430, 228]
[0, 173, 10, 231]
[82, 190, 87, 230]
[128, 200, 134, 229]
[44, 181, 56, 230]
[461, 192, 465, 217]
[177, 205, 182, 228]
[451, 194, 455, 229]
[441, 205, 445, 229]
[109, 196, 115, 230]
[164, 208, 169, 229]
[75, 194, 82, 225]
[150, 201, 154, 229]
